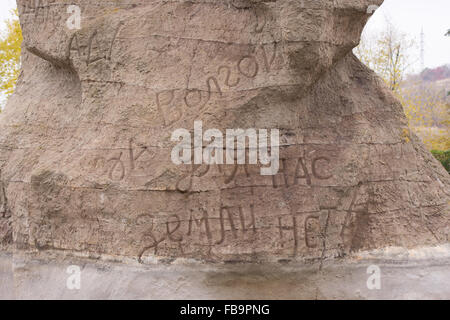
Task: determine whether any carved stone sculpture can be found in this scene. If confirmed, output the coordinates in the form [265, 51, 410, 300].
[0, 0, 448, 299]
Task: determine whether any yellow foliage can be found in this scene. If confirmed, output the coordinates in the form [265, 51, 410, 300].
[397, 84, 450, 151]
[400, 127, 411, 143]
[355, 22, 449, 152]
[0, 9, 23, 103]
[410, 126, 450, 151]
[355, 23, 415, 92]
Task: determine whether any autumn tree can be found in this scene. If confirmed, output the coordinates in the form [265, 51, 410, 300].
[0, 10, 23, 109]
[399, 82, 450, 151]
[354, 20, 416, 92]
[355, 20, 449, 156]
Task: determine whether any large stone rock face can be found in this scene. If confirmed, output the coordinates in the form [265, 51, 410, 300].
[0, 0, 448, 268]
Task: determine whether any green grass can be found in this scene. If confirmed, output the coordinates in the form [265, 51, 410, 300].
[431, 150, 450, 173]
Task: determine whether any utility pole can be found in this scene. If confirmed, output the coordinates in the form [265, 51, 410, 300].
[420, 27, 425, 71]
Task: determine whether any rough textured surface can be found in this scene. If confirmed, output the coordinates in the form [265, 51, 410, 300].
[0, 0, 449, 293]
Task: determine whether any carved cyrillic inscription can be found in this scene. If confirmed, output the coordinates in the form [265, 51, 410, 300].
[154, 43, 281, 128]
[90, 139, 156, 181]
[67, 23, 122, 67]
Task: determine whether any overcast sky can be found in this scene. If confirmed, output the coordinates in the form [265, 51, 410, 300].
[0, 0, 448, 71]
[0, 0, 15, 28]
[367, 0, 450, 72]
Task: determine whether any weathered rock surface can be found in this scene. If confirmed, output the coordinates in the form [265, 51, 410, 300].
[0, 0, 448, 288]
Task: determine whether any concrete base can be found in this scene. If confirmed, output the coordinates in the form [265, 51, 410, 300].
[1, 245, 450, 300]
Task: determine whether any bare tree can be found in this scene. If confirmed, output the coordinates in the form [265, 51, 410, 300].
[355, 19, 416, 91]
